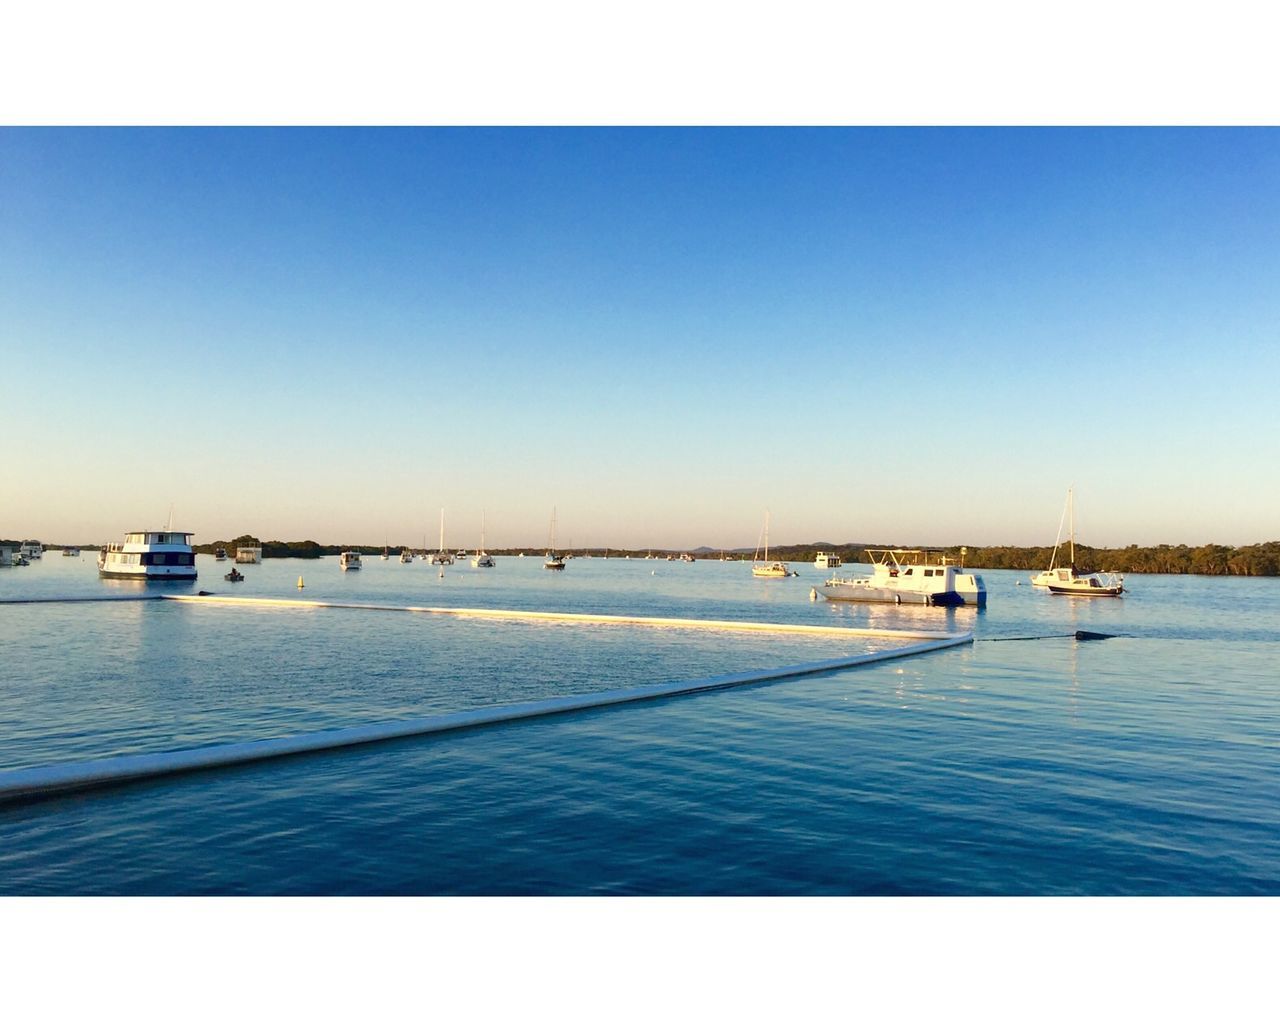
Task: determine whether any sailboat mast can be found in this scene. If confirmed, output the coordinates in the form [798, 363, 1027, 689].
[1068, 487, 1076, 568]
[1049, 491, 1070, 572]
[439, 508, 445, 553]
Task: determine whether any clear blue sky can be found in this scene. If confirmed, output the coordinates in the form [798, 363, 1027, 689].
[3, 128, 1278, 549]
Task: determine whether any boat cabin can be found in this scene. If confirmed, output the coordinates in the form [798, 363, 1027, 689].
[121, 532, 191, 546]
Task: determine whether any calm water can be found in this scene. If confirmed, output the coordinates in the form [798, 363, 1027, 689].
[1, 552, 1277, 894]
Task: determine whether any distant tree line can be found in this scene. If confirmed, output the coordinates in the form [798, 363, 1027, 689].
[11, 534, 1260, 577]
[760, 541, 1280, 577]
[959, 541, 1280, 577]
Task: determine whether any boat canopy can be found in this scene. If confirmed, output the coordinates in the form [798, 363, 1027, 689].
[124, 532, 193, 545]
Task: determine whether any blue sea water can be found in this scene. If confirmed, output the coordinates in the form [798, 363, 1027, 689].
[1, 552, 1277, 894]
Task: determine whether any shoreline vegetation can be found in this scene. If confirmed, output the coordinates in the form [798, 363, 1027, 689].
[6, 534, 1279, 577]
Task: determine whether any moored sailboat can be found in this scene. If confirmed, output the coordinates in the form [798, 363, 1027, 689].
[472, 511, 495, 568]
[752, 511, 795, 578]
[1032, 488, 1124, 597]
[431, 509, 454, 565]
[544, 507, 565, 570]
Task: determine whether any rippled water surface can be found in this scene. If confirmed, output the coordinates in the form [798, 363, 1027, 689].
[1, 553, 1277, 894]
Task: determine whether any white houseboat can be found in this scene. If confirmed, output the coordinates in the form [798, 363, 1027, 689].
[19, 542, 43, 560]
[98, 530, 198, 580]
[820, 549, 986, 607]
[339, 551, 362, 571]
[815, 551, 841, 570]
[235, 546, 262, 564]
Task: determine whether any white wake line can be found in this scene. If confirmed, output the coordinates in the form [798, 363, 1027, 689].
[163, 593, 959, 640]
[0, 633, 972, 803]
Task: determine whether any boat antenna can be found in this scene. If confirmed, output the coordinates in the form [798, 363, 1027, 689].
[166, 503, 175, 531]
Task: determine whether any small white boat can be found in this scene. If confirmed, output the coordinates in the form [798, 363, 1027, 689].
[400, 548, 414, 563]
[99, 528, 198, 580]
[680, 553, 695, 563]
[235, 546, 262, 564]
[214, 547, 228, 562]
[2, 546, 31, 567]
[752, 511, 796, 578]
[61, 546, 81, 557]
[815, 551, 841, 570]
[339, 551, 362, 571]
[821, 549, 986, 607]
[20, 542, 43, 560]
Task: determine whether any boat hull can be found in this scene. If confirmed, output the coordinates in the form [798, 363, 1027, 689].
[820, 582, 986, 607]
[98, 567, 198, 580]
[1048, 584, 1122, 597]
